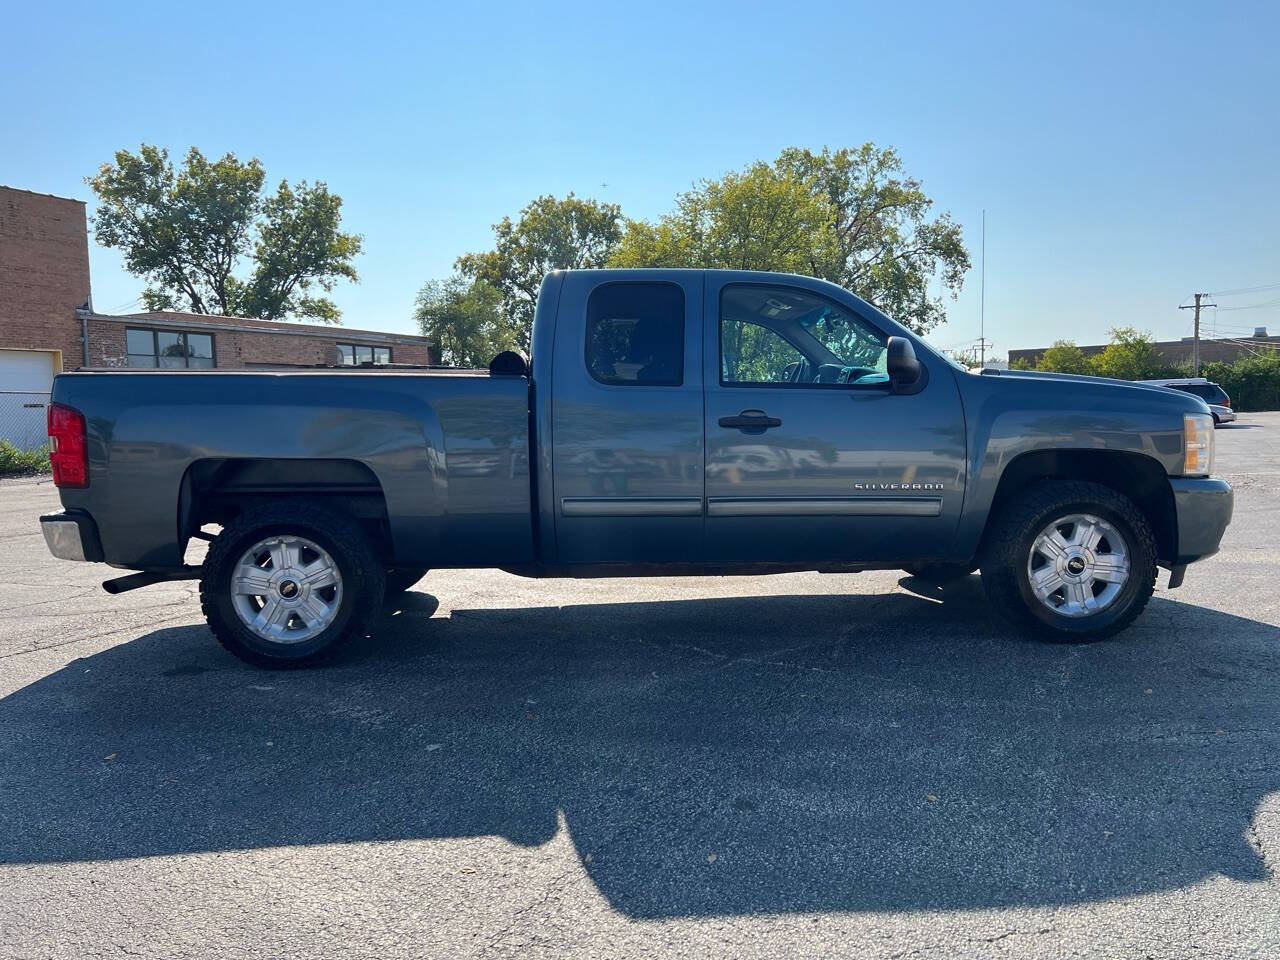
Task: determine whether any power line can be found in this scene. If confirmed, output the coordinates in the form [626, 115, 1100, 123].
[1208, 319, 1270, 330]
[1208, 281, 1280, 298]
[1208, 310, 1267, 331]
[106, 296, 144, 314]
[1201, 336, 1279, 360]
[1216, 296, 1280, 312]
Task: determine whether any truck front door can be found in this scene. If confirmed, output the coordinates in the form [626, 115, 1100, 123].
[702, 276, 967, 564]
[550, 271, 705, 563]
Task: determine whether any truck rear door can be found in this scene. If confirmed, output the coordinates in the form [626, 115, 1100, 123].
[701, 274, 967, 564]
[549, 271, 705, 563]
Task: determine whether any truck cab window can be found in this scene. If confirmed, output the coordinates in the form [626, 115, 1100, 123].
[720, 285, 889, 386]
[585, 283, 684, 386]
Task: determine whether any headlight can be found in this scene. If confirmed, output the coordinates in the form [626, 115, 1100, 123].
[1183, 413, 1214, 476]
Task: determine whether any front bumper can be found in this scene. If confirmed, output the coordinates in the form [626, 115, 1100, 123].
[1169, 477, 1233, 563]
[40, 512, 104, 563]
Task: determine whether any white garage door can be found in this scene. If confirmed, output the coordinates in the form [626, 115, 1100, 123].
[0, 350, 56, 449]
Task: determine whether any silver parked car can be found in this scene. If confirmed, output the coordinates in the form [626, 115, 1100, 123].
[1142, 377, 1236, 426]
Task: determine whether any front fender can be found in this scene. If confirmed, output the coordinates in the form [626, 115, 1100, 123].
[953, 375, 1186, 558]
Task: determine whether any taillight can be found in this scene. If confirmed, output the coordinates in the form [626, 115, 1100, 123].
[47, 402, 88, 488]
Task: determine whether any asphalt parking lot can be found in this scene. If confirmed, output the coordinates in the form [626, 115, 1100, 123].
[1, 415, 1278, 959]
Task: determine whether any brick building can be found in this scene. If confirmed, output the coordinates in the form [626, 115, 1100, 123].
[1009, 331, 1278, 370]
[77, 308, 438, 371]
[1, 184, 437, 445]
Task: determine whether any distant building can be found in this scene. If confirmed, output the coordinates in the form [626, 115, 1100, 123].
[73, 308, 436, 371]
[0, 184, 438, 446]
[1008, 332, 1278, 370]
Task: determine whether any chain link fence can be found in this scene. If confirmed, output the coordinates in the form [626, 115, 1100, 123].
[0, 392, 52, 470]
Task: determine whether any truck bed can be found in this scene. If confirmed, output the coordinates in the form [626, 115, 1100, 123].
[51, 369, 533, 569]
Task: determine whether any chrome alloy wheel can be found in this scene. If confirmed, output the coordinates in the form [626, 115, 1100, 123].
[1026, 513, 1130, 618]
[230, 535, 343, 643]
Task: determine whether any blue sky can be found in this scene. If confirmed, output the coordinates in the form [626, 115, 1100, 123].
[3, 0, 1277, 355]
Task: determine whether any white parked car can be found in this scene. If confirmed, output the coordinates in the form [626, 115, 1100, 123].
[1142, 377, 1236, 426]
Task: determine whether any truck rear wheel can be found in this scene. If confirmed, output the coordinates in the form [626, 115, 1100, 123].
[980, 481, 1157, 642]
[200, 501, 386, 668]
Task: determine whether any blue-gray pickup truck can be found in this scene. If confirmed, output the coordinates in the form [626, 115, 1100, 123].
[40, 269, 1233, 667]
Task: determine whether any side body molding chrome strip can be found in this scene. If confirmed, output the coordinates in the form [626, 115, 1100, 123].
[560, 498, 704, 518]
[706, 497, 942, 518]
[560, 497, 943, 518]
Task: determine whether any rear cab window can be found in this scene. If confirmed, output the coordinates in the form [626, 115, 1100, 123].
[585, 283, 685, 386]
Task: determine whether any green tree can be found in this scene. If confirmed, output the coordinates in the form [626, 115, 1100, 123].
[1202, 351, 1280, 411]
[721, 319, 807, 382]
[88, 144, 361, 323]
[613, 144, 970, 335]
[612, 161, 838, 276]
[413, 276, 513, 367]
[457, 194, 623, 351]
[1090, 327, 1168, 381]
[1035, 340, 1093, 375]
[777, 145, 970, 334]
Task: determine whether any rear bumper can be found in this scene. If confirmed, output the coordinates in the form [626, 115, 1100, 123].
[1169, 477, 1233, 563]
[40, 511, 104, 563]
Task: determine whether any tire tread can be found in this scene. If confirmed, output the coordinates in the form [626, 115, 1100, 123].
[199, 501, 385, 668]
[980, 480, 1157, 642]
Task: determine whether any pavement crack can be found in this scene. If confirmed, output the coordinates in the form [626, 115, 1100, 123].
[612, 633, 846, 679]
[0, 613, 197, 661]
[1247, 817, 1277, 879]
[479, 860, 582, 955]
[0, 587, 101, 616]
[982, 926, 1055, 943]
[0, 596, 196, 622]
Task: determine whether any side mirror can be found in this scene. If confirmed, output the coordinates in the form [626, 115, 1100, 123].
[886, 336, 922, 390]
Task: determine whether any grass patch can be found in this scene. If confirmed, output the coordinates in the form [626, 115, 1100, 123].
[0, 440, 51, 477]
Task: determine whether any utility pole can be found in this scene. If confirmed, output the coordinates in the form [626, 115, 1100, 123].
[1180, 293, 1217, 375]
[979, 209, 986, 367]
[974, 336, 993, 368]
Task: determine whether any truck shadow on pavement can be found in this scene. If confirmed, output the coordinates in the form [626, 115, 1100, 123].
[2, 577, 1277, 918]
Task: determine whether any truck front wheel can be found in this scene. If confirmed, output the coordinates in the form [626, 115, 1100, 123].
[200, 501, 386, 668]
[980, 481, 1157, 642]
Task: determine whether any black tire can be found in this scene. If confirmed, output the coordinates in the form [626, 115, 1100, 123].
[200, 501, 386, 668]
[385, 567, 429, 595]
[1212, 414, 1221, 427]
[980, 480, 1157, 642]
[902, 562, 976, 582]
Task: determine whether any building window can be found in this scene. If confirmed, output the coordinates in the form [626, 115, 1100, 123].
[337, 344, 392, 365]
[126, 328, 215, 369]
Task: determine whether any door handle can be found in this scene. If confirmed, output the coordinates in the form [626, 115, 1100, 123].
[718, 409, 782, 433]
